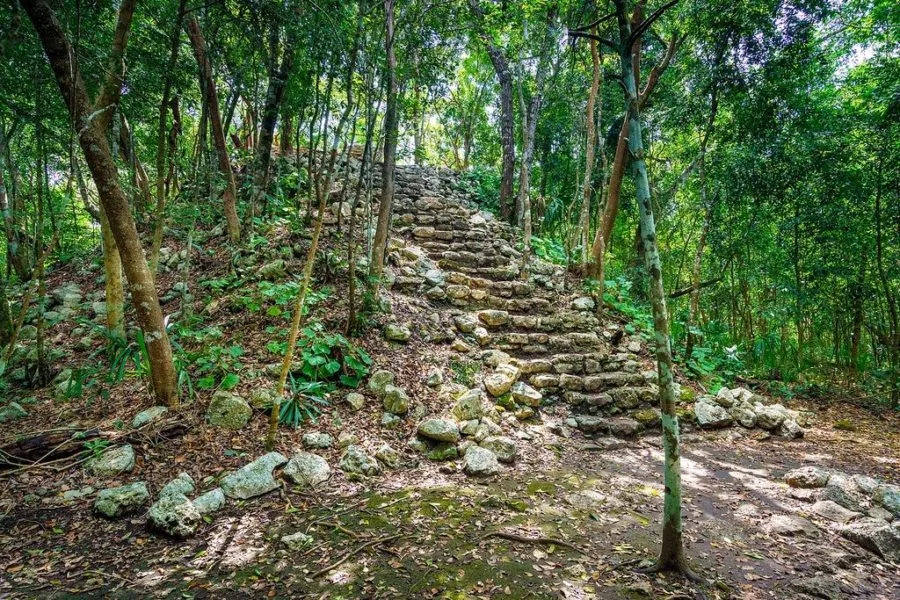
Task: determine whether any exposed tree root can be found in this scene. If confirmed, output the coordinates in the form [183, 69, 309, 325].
[311, 533, 405, 579]
[480, 530, 588, 555]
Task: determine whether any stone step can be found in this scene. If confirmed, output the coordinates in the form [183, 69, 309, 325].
[526, 371, 652, 394]
[463, 310, 601, 334]
[445, 273, 534, 297]
[442, 292, 554, 314]
[440, 263, 523, 281]
[490, 331, 604, 354]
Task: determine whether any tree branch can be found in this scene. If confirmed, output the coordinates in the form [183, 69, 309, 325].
[93, 0, 137, 132]
[568, 30, 618, 52]
[628, 0, 679, 46]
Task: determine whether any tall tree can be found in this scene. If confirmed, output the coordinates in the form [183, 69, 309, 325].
[22, 0, 179, 406]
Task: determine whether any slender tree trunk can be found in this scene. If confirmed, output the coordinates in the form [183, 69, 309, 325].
[581, 37, 601, 271]
[0, 276, 11, 347]
[0, 122, 31, 281]
[489, 45, 515, 223]
[612, 0, 692, 576]
[185, 16, 241, 242]
[369, 0, 399, 287]
[23, 0, 179, 407]
[150, 0, 185, 274]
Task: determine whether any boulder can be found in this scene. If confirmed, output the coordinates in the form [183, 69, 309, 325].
[790, 576, 843, 600]
[454, 314, 478, 333]
[477, 310, 509, 327]
[572, 297, 595, 311]
[452, 388, 483, 421]
[874, 484, 900, 519]
[381, 412, 401, 428]
[480, 436, 517, 463]
[340, 445, 383, 476]
[484, 363, 520, 397]
[417, 418, 460, 443]
[192, 488, 226, 515]
[384, 323, 411, 342]
[425, 368, 443, 387]
[259, 259, 287, 280]
[367, 370, 394, 397]
[839, 519, 900, 561]
[283, 452, 331, 488]
[220, 452, 288, 499]
[302, 432, 333, 449]
[132, 406, 168, 428]
[784, 466, 831, 489]
[778, 419, 804, 438]
[382, 384, 410, 414]
[714, 387, 736, 408]
[821, 475, 865, 512]
[694, 399, 732, 429]
[474, 417, 502, 442]
[427, 442, 459, 461]
[93, 482, 149, 518]
[729, 404, 757, 428]
[87, 444, 136, 478]
[149, 492, 202, 538]
[463, 446, 500, 476]
[755, 405, 786, 430]
[206, 391, 252, 430]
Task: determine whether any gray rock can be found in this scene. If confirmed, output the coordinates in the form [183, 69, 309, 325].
[423, 269, 446, 287]
[62, 486, 95, 503]
[383, 384, 410, 414]
[283, 451, 331, 488]
[510, 381, 542, 407]
[474, 417, 502, 442]
[784, 466, 831, 489]
[281, 531, 313, 551]
[149, 492, 201, 538]
[484, 363, 520, 397]
[345, 392, 365, 411]
[159, 472, 195, 499]
[874, 484, 900, 519]
[452, 388, 483, 421]
[259, 259, 287, 280]
[93, 482, 149, 518]
[454, 314, 478, 333]
[338, 432, 359, 448]
[766, 514, 819, 537]
[417, 418, 460, 443]
[480, 436, 517, 463]
[463, 446, 500, 476]
[0, 402, 28, 423]
[811, 500, 862, 523]
[790, 575, 842, 600]
[367, 370, 394, 397]
[206, 391, 252, 430]
[340, 445, 382, 476]
[220, 452, 288, 499]
[477, 310, 509, 326]
[755, 405, 786, 430]
[729, 404, 757, 428]
[132, 406, 168, 428]
[375, 443, 401, 469]
[778, 418, 804, 438]
[250, 388, 277, 410]
[572, 297, 595, 311]
[426, 368, 443, 387]
[821, 475, 865, 512]
[384, 323, 411, 342]
[302, 432, 333, 449]
[839, 519, 900, 561]
[88, 444, 136, 478]
[694, 398, 732, 429]
[714, 387, 736, 408]
[192, 488, 226, 515]
[381, 412, 401, 428]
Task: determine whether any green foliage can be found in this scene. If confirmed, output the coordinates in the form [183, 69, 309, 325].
[456, 166, 500, 215]
[531, 236, 570, 265]
[84, 439, 110, 458]
[286, 322, 371, 388]
[449, 358, 479, 387]
[278, 377, 329, 428]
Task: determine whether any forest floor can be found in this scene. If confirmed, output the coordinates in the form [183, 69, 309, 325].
[2, 399, 898, 599]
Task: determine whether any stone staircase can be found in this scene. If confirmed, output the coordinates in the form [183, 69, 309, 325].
[330, 162, 662, 437]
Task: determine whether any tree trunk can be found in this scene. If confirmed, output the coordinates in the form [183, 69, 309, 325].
[0, 122, 32, 281]
[0, 276, 11, 347]
[581, 37, 601, 271]
[369, 0, 399, 287]
[253, 28, 294, 209]
[23, 0, 179, 407]
[488, 45, 515, 223]
[185, 16, 241, 242]
[613, 0, 690, 576]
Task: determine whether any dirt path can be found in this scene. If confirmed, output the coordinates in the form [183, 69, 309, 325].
[2, 409, 898, 599]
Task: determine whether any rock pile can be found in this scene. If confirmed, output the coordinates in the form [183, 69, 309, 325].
[694, 386, 804, 437]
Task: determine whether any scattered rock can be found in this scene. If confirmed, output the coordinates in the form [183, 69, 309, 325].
[338, 432, 359, 448]
[480, 436, 517, 463]
[766, 514, 818, 537]
[384, 323, 411, 342]
[345, 392, 365, 411]
[192, 488, 226, 515]
[484, 363, 520, 397]
[220, 452, 288, 499]
[572, 297, 595, 311]
[367, 370, 394, 397]
[302, 432, 333, 449]
[340, 445, 382, 476]
[463, 446, 500, 476]
[375, 443, 401, 469]
[785, 466, 831, 489]
[417, 418, 460, 443]
[0, 402, 28, 423]
[426, 368, 443, 387]
[281, 531, 313, 551]
[839, 519, 900, 561]
[790, 575, 842, 600]
[132, 406, 168, 428]
[477, 310, 509, 326]
[159, 472, 195, 499]
[283, 452, 331, 488]
[93, 482, 149, 518]
[382, 384, 410, 414]
[452, 388, 483, 421]
[755, 405, 786, 430]
[206, 390, 252, 430]
[820, 475, 865, 512]
[694, 398, 732, 429]
[87, 444, 135, 478]
[874, 484, 900, 519]
[149, 492, 201, 538]
[510, 381, 542, 407]
[811, 500, 861, 524]
[381, 412, 401, 428]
